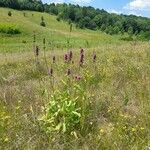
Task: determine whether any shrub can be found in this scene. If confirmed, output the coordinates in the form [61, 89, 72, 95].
[8, 11, 12, 16]
[40, 21, 46, 27]
[120, 35, 134, 41]
[56, 17, 60, 22]
[0, 23, 21, 35]
[40, 16, 46, 27]
[22, 40, 27, 43]
[138, 31, 150, 41]
[23, 12, 26, 17]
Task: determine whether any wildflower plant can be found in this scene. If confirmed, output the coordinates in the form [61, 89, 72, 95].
[39, 90, 81, 134]
[69, 50, 73, 62]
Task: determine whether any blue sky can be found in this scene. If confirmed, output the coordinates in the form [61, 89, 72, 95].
[42, 0, 150, 18]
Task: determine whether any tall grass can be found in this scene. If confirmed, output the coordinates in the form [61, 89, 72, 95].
[0, 41, 149, 149]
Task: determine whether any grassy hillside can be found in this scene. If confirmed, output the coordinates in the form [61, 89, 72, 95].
[0, 8, 123, 53]
[0, 7, 150, 150]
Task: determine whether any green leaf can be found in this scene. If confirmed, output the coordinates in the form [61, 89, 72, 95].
[55, 122, 62, 131]
[63, 123, 67, 133]
[72, 111, 81, 117]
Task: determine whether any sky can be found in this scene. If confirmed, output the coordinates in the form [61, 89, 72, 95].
[42, 0, 150, 18]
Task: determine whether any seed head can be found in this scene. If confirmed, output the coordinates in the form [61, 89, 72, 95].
[49, 68, 53, 76]
[53, 56, 56, 63]
[35, 46, 39, 56]
[80, 53, 84, 66]
[64, 54, 68, 62]
[33, 33, 36, 43]
[93, 53, 96, 62]
[80, 48, 84, 54]
[67, 69, 71, 76]
[75, 76, 81, 81]
[69, 51, 73, 61]
[43, 38, 46, 45]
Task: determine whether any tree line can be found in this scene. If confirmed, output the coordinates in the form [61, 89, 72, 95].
[0, 0, 44, 12]
[0, 0, 150, 38]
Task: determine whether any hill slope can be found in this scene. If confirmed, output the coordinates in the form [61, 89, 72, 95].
[0, 8, 122, 53]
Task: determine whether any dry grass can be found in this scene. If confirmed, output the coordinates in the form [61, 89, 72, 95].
[0, 42, 150, 150]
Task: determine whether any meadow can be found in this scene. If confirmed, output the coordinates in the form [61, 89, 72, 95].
[0, 8, 150, 150]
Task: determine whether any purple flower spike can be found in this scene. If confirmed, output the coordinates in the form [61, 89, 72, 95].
[64, 54, 68, 62]
[80, 48, 84, 54]
[69, 51, 73, 61]
[80, 53, 84, 66]
[75, 76, 81, 81]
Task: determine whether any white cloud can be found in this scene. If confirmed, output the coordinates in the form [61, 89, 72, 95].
[108, 9, 122, 14]
[128, 11, 142, 16]
[69, 0, 92, 5]
[71, 0, 92, 4]
[47, 0, 64, 4]
[124, 0, 150, 10]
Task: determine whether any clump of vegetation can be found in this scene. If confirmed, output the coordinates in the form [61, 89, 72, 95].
[56, 17, 60, 22]
[138, 31, 150, 41]
[8, 11, 12, 16]
[0, 23, 21, 34]
[70, 23, 73, 33]
[23, 12, 26, 17]
[40, 16, 46, 27]
[40, 90, 82, 134]
[22, 40, 27, 43]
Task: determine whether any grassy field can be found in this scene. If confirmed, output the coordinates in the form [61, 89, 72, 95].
[0, 8, 123, 53]
[0, 8, 150, 150]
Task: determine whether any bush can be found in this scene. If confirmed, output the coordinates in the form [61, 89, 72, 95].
[0, 23, 21, 35]
[138, 31, 150, 41]
[120, 35, 134, 41]
[40, 16, 46, 27]
[8, 11, 12, 16]
[22, 40, 27, 43]
[40, 21, 46, 27]
[23, 12, 26, 17]
[56, 17, 60, 22]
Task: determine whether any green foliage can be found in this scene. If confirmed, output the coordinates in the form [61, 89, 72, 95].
[128, 26, 134, 35]
[56, 17, 60, 22]
[138, 31, 150, 41]
[40, 21, 46, 27]
[45, 4, 150, 37]
[0, 0, 44, 12]
[40, 16, 46, 27]
[8, 11, 12, 16]
[70, 23, 73, 32]
[40, 90, 81, 134]
[0, 23, 21, 34]
[23, 12, 26, 17]
[120, 36, 134, 41]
